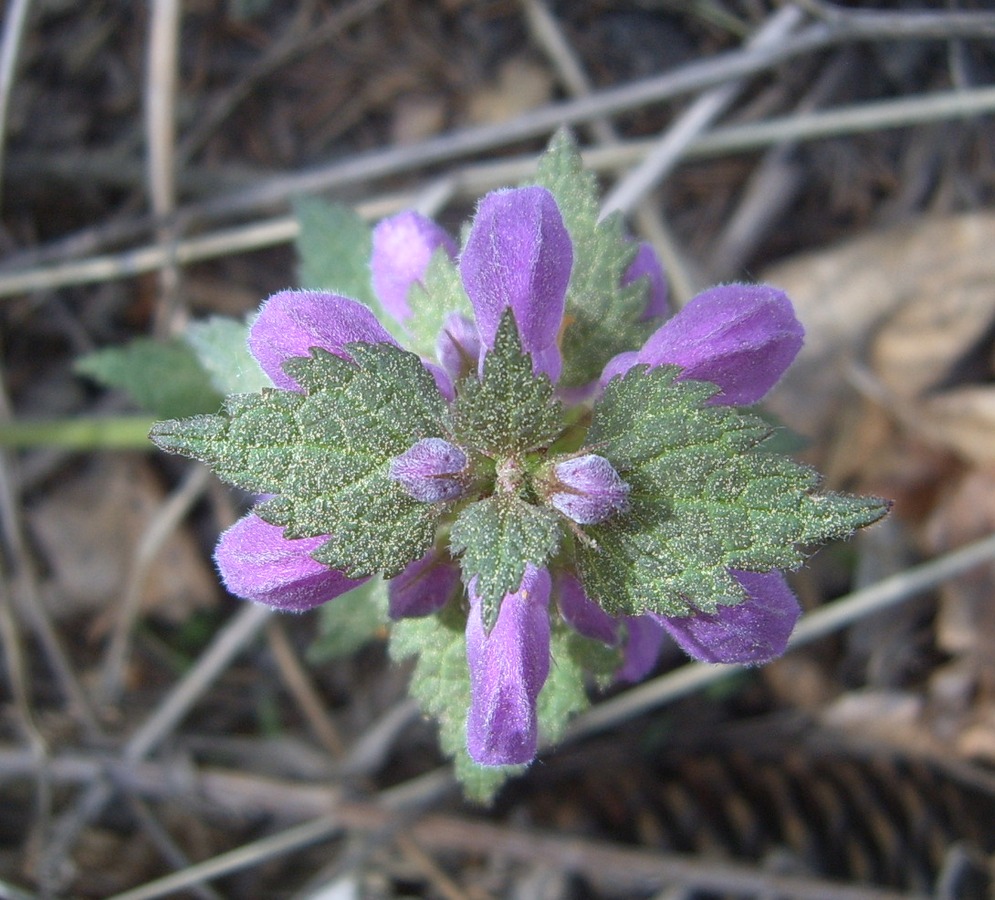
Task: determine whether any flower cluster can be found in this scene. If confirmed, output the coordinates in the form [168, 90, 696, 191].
[152, 137, 885, 776]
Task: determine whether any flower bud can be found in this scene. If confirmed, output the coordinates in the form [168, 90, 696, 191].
[389, 438, 468, 503]
[548, 453, 629, 524]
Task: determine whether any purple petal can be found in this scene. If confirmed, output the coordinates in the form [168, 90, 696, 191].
[549, 454, 630, 525]
[623, 242, 669, 320]
[556, 571, 618, 646]
[389, 438, 468, 503]
[214, 514, 367, 611]
[602, 284, 804, 405]
[616, 614, 666, 683]
[460, 186, 572, 380]
[371, 211, 457, 324]
[599, 350, 639, 385]
[248, 290, 399, 392]
[436, 313, 482, 383]
[466, 565, 552, 766]
[388, 548, 461, 619]
[660, 570, 800, 665]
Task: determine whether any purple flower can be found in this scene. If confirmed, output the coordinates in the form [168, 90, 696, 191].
[658, 569, 801, 666]
[372, 211, 458, 324]
[601, 284, 803, 405]
[388, 547, 461, 619]
[248, 290, 400, 392]
[389, 438, 468, 503]
[460, 187, 572, 380]
[547, 454, 630, 525]
[623, 241, 669, 321]
[210, 181, 810, 770]
[466, 565, 552, 765]
[214, 514, 367, 612]
[556, 568, 801, 679]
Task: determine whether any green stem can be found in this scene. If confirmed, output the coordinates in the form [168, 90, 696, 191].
[0, 415, 157, 450]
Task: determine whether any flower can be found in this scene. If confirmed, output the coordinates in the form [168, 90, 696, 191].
[210, 183, 809, 767]
[545, 453, 630, 525]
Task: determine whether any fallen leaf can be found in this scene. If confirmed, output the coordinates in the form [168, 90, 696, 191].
[29, 455, 217, 623]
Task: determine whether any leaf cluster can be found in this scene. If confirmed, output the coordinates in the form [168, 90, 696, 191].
[576, 366, 889, 617]
[150, 341, 451, 578]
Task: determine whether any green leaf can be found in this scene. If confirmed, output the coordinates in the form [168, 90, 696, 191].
[150, 341, 450, 578]
[451, 311, 564, 456]
[77, 338, 222, 418]
[184, 315, 270, 395]
[531, 130, 656, 387]
[450, 495, 561, 627]
[575, 365, 889, 617]
[389, 601, 522, 803]
[307, 578, 388, 663]
[403, 248, 474, 359]
[537, 626, 592, 741]
[294, 197, 383, 313]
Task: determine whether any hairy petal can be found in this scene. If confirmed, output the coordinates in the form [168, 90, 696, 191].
[660, 570, 800, 665]
[371, 211, 457, 324]
[215, 514, 367, 611]
[460, 186, 572, 380]
[388, 548, 461, 619]
[389, 438, 468, 503]
[616, 614, 666, 683]
[623, 241, 669, 320]
[549, 454, 630, 525]
[248, 290, 398, 392]
[556, 571, 618, 646]
[437, 312, 482, 383]
[602, 284, 804, 405]
[466, 565, 552, 766]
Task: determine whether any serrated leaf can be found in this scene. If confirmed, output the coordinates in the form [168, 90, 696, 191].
[575, 366, 889, 617]
[185, 315, 270, 395]
[452, 311, 564, 455]
[532, 130, 655, 387]
[403, 248, 474, 359]
[150, 342, 450, 578]
[307, 578, 388, 663]
[450, 495, 561, 627]
[389, 601, 522, 802]
[294, 197, 383, 313]
[77, 338, 222, 418]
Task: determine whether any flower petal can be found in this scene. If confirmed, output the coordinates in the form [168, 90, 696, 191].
[556, 571, 617, 646]
[616, 614, 666, 683]
[371, 211, 457, 324]
[388, 548, 461, 619]
[660, 569, 800, 665]
[623, 242, 669, 320]
[436, 313, 482, 383]
[549, 454, 630, 525]
[466, 565, 552, 766]
[214, 514, 367, 611]
[602, 284, 803, 405]
[460, 186, 571, 380]
[389, 437, 468, 503]
[248, 290, 398, 392]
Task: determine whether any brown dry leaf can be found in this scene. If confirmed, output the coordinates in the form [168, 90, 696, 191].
[869, 276, 995, 399]
[464, 57, 553, 125]
[390, 94, 447, 146]
[29, 455, 217, 622]
[762, 213, 995, 454]
[916, 385, 995, 466]
[924, 466, 995, 659]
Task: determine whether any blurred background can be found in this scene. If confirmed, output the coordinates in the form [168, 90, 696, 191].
[1, 1, 995, 897]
